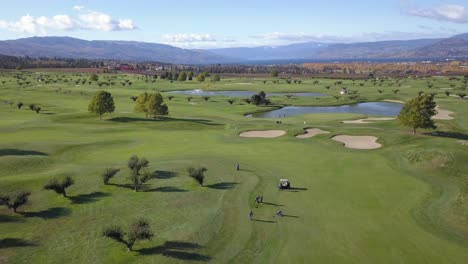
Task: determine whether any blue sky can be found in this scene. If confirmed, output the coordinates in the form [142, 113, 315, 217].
[0, 0, 467, 48]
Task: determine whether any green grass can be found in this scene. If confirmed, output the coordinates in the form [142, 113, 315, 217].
[0, 72, 467, 263]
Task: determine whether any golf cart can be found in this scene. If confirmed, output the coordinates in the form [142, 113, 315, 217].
[279, 179, 290, 190]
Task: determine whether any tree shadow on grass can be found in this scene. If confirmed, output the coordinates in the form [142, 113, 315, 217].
[0, 238, 37, 249]
[0, 149, 48, 157]
[154, 170, 178, 179]
[108, 183, 134, 190]
[427, 131, 468, 140]
[108, 117, 222, 126]
[283, 214, 300, 218]
[205, 182, 239, 190]
[262, 202, 284, 207]
[144, 186, 187, 193]
[252, 219, 276, 224]
[137, 241, 210, 261]
[284, 187, 308, 192]
[20, 207, 71, 219]
[69, 192, 110, 204]
[0, 214, 25, 223]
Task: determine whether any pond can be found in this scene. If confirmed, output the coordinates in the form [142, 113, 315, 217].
[167, 89, 326, 97]
[248, 102, 403, 118]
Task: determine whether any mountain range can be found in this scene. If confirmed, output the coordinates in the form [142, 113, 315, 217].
[0, 34, 467, 64]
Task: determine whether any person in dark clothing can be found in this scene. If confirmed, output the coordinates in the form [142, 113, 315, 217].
[236, 163, 240, 171]
[249, 210, 253, 220]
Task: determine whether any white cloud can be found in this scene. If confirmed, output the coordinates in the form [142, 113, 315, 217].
[161, 33, 216, 43]
[0, 6, 137, 34]
[72, 5, 84, 11]
[408, 4, 468, 23]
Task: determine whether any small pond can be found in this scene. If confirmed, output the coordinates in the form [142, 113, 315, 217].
[249, 102, 403, 118]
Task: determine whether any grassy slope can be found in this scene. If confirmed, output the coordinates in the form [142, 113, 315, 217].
[0, 72, 467, 263]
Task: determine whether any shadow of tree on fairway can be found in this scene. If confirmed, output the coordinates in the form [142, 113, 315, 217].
[283, 214, 300, 218]
[145, 186, 187, 193]
[427, 131, 468, 140]
[205, 182, 239, 190]
[252, 219, 276, 224]
[154, 170, 178, 179]
[0, 238, 36, 249]
[20, 207, 71, 219]
[69, 192, 110, 204]
[0, 214, 25, 223]
[108, 183, 134, 190]
[0, 149, 48, 157]
[137, 241, 210, 261]
[108, 117, 222, 126]
[262, 202, 284, 207]
[284, 187, 308, 192]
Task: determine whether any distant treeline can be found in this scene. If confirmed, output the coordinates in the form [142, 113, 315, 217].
[0, 54, 103, 69]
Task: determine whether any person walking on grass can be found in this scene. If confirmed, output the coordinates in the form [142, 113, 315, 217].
[236, 163, 240, 171]
[249, 210, 254, 221]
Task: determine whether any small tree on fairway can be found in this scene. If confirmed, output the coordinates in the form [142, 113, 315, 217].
[203, 96, 210, 102]
[135, 92, 150, 118]
[102, 168, 120, 185]
[0, 191, 31, 213]
[227, 99, 235, 105]
[392, 89, 400, 94]
[398, 94, 437, 135]
[44, 176, 75, 197]
[35, 107, 41, 114]
[29, 104, 36, 110]
[102, 218, 153, 251]
[167, 95, 174, 101]
[457, 93, 466, 99]
[445, 91, 451, 96]
[211, 74, 221, 82]
[187, 167, 207, 186]
[146, 93, 169, 119]
[130, 96, 138, 101]
[88, 90, 115, 120]
[90, 74, 99, 82]
[178, 71, 187, 81]
[187, 96, 193, 102]
[127, 155, 153, 191]
[17, 102, 23, 109]
[196, 74, 205, 82]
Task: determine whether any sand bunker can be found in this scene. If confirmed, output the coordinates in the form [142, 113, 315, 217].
[342, 117, 395, 124]
[239, 130, 286, 138]
[383, 99, 404, 104]
[296, 128, 330, 138]
[433, 106, 454, 120]
[332, 135, 382, 149]
[459, 141, 468, 147]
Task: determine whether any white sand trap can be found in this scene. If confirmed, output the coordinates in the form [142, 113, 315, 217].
[240, 130, 286, 138]
[383, 99, 404, 104]
[296, 128, 330, 138]
[433, 106, 454, 120]
[332, 135, 382, 149]
[342, 117, 395, 124]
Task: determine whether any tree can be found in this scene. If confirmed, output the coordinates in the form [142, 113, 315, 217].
[392, 89, 400, 94]
[0, 191, 31, 213]
[196, 74, 205, 82]
[211, 74, 221, 82]
[187, 167, 207, 186]
[187, 71, 194, 79]
[102, 168, 120, 185]
[203, 96, 210, 102]
[130, 96, 138, 101]
[135, 92, 150, 118]
[44, 176, 75, 197]
[88, 90, 115, 120]
[127, 155, 153, 192]
[187, 96, 193, 102]
[227, 99, 236, 105]
[457, 93, 466, 99]
[251, 94, 263, 106]
[178, 71, 187, 81]
[445, 91, 451, 96]
[17, 102, 23, 109]
[270, 69, 279, 77]
[102, 218, 153, 251]
[35, 107, 41, 114]
[90, 74, 99, 82]
[398, 94, 437, 135]
[29, 104, 36, 110]
[146, 93, 169, 119]
[167, 95, 174, 101]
